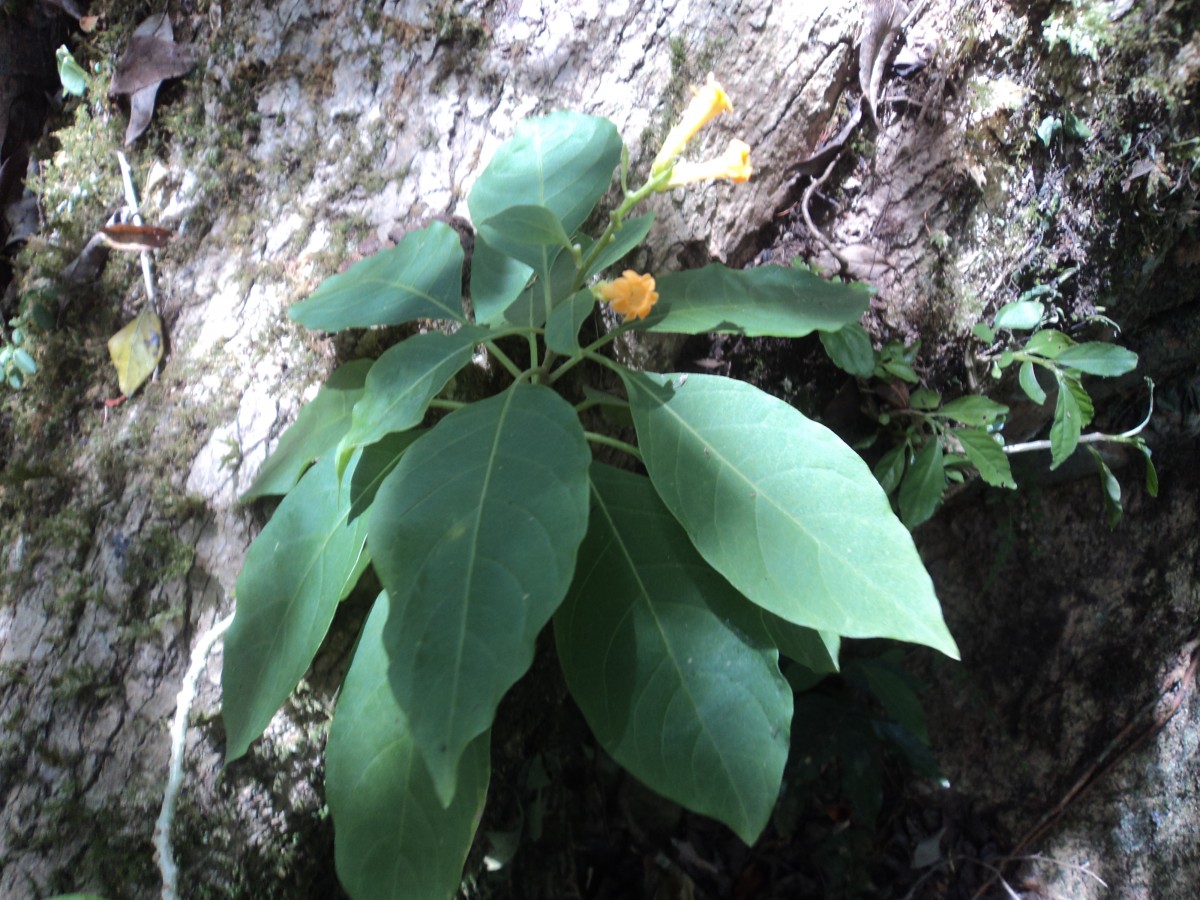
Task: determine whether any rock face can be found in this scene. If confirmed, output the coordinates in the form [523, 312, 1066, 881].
[1, 0, 1197, 897]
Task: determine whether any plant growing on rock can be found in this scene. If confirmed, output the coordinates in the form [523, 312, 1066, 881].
[222, 76, 958, 899]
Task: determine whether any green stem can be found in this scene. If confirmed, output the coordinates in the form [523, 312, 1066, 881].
[428, 398, 468, 411]
[574, 395, 630, 415]
[573, 167, 673, 292]
[584, 430, 642, 461]
[484, 340, 524, 380]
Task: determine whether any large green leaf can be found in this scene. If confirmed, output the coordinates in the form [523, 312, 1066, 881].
[290, 222, 466, 331]
[643, 264, 870, 337]
[327, 593, 489, 900]
[545, 290, 595, 355]
[337, 326, 488, 475]
[477, 205, 572, 276]
[555, 463, 792, 845]
[469, 235, 532, 327]
[501, 239, 584, 329]
[759, 617, 840, 673]
[241, 359, 372, 501]
[467, 111, 622, 236]
[622, 372, 958, 657]
[348, 431, 425, 522]
[369, 384, 591, 803]
[223, 452, 372, 760]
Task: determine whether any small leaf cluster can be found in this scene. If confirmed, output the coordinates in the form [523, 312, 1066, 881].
[223, 109, 958, 899]
[823, 295, 1152, 529]
[0, 315, 41, 389]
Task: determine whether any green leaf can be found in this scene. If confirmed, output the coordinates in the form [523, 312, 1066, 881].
[555, 463, 792, 845]
[223, 452, 372, 760]
[953, 427, 1016, 489]
[1063, 111, 1092, 141]
[1087, 447, 1123, 528]
[477, 205, 573, 275]
[844, 655, 928, 742]
[348, 431, 425, 522]
[909, 388, 943, 411]
[819, 322, 875, 378]
[972, 323, 995, 344]
[1067, 376, 1095, 426]
[1036, 115, 1061, 147]
[12, 347, 36, 376]
[1050, 374, 1082, 469]
[468, 111, 622, 236]
[881, 360, 920, 384]
[336, 327, 487, 475]
[646, 264, 870, 337]
[545, 290, 595, 355]
[55, 45, 87, 97]
[327, 593, 489, 900]
[873, 443, 907, 495]
[1019, 360, 1047, 404]
[759, 618, 840, 673]
[898, 439, 946, 528]
[470, 235, 532, 327]
[241, 360, 372, 501]
[587, 213, 655, 276]
[290, 222, 466, 331]
[500, 242, 580, 329]
[1141, 444, 1159, 497]
[370, 384, 591, 803]
[935, 395, 1009, 425]
[1023, 329, 1073, 358]
[623, 372, 958, 657]
[994, 300, 1045, 331]
[1054, 342, 1139, 377]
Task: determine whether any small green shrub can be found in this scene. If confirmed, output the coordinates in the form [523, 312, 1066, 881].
[223, 78, 958, 898]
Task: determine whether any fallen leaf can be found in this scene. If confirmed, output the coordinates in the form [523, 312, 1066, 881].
[107, 307, 164, 396]
[109, 14, 196, 145]
[79, 15, 101, 33]
[99, 223, 174, 251]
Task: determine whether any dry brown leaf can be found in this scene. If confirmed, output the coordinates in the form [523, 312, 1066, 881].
[109, 14, 196, 145]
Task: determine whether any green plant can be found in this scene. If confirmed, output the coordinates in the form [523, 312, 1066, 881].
[825, 295, 1152, 529]
[0, 318, 38, 389]
[222, 77, 958, 898]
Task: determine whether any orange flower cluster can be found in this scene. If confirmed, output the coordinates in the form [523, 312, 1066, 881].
[597, 270, 658, 322]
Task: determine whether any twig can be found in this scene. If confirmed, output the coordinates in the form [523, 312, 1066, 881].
[1004, 380, 1156, 455]
[801, 154, 851, 274]
[155, 611, 235, 900]
[115, 150, 157, 310]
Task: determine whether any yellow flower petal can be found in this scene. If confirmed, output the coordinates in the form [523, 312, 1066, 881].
[651, 73, 733, 174]
[597, 270, 659, 322]
[666, 139, 754, 187]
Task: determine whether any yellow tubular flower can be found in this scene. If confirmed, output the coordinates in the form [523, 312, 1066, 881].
[596, 270, 658, 322]
[651, 73, 733, 174]
[666, 138, 754, 187]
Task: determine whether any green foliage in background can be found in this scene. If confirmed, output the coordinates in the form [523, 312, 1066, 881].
[223, 92, 958, 899]
[824, 297, 1151, 529]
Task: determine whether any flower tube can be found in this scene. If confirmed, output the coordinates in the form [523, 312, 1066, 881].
[666, 138, 753, 187]
[651, 73, 733, 175]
